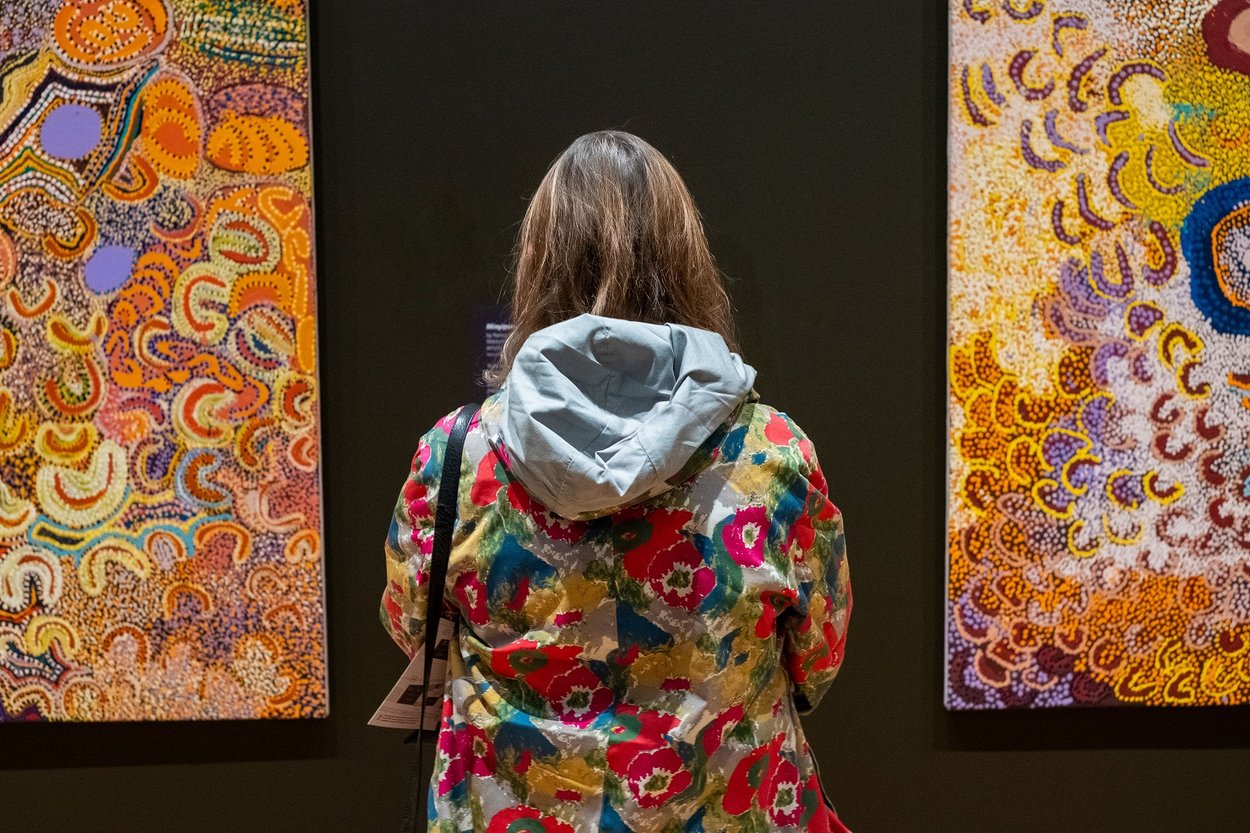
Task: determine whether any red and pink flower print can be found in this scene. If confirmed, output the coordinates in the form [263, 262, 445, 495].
[723, 732, 787, 817]
[452, 570, 489, 625]
[764, 412, 819, 479]
[490, 640, 575, 680]
[531, 504, 590, 543]
[436, 718, 496, 797]
[755, 588, 799, 639]
[606, 707, 692, 808]
[382, 582, 405, 641]
[787, 588, 851, 686]
[764, 412, 795, 446]
[485, 806, 575, 833]
[619, 507, 694, 576]
[622, 746, 692, 808]
[785, 505, 816, 557]
[723, 504, 769, 567]
[470, 450, 505, 507]
[700, 704, 745, 756]
[765, 758, 802, 826]
[723, 733, 842, 830]
[618, 507, 715, 609]
[506, 480, 532, 513]
[806, 452, 827, 494]
[644, 539, 715, 610]
[403, 477, 432, 525]
[540, 663, 614, 727]
[489, 640, 612, 726]
[413, 433, 434, 473]
[400, 470, 434, 561]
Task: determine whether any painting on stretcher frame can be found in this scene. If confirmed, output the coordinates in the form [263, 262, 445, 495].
[0, 0, 327, 721]
[948, 0, 1250, 708]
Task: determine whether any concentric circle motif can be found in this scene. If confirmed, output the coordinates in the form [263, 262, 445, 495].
[1181, 177, 1250, 335]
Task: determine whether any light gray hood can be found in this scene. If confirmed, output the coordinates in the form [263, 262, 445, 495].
[485, 313, 757, 520]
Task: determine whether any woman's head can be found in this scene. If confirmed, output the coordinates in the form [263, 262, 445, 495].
[485, 130, 739, 387]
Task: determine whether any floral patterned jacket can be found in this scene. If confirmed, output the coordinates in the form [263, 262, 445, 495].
[381, 384, 852, 833]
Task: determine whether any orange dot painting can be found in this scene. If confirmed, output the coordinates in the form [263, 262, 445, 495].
[53, 0, 171, 69]
[0, 0, 326, 721]
[949, 1, 1250, 708]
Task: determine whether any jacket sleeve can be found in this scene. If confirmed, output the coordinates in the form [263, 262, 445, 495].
[780, 425, 852, 715]
[379, 406, 464, 659]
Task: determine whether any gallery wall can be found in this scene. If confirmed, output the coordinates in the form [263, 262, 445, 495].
[5, 2, 1249, 831]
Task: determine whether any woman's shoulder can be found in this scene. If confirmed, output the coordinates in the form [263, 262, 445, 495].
[727, 398, 822, 474]
[416, 395, 497, 452]
[403, 399, 495, 490]
[735, 397, 804, 430]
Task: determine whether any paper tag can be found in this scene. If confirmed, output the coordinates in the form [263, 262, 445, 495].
[368, 614, 456, 730]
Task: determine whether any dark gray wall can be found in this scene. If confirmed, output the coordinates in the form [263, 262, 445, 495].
[6, 2, 1249, 831]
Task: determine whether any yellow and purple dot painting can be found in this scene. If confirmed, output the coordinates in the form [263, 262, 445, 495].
[949, 0, 1250, 708]
[0, 0, 326, 721]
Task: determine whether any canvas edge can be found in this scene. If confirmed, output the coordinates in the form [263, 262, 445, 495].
[942, 0, 961, 712]
[301, 0, 331, 721]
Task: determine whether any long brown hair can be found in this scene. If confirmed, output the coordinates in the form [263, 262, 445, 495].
[483, 130, 740, 389]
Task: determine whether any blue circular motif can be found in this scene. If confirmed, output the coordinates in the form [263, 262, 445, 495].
[1180, 177, 1250, 335]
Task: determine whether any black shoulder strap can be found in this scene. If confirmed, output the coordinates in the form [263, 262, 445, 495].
[422, 403, 477, 685]
[402, 403, 477, 833]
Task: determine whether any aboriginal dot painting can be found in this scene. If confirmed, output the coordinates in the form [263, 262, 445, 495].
[0, 0, 327, 721]
[948, 0, 1250, 709]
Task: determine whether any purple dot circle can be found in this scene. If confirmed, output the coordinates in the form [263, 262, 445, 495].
[85, 246, 136, 294]
[40, 103, 103, 161]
